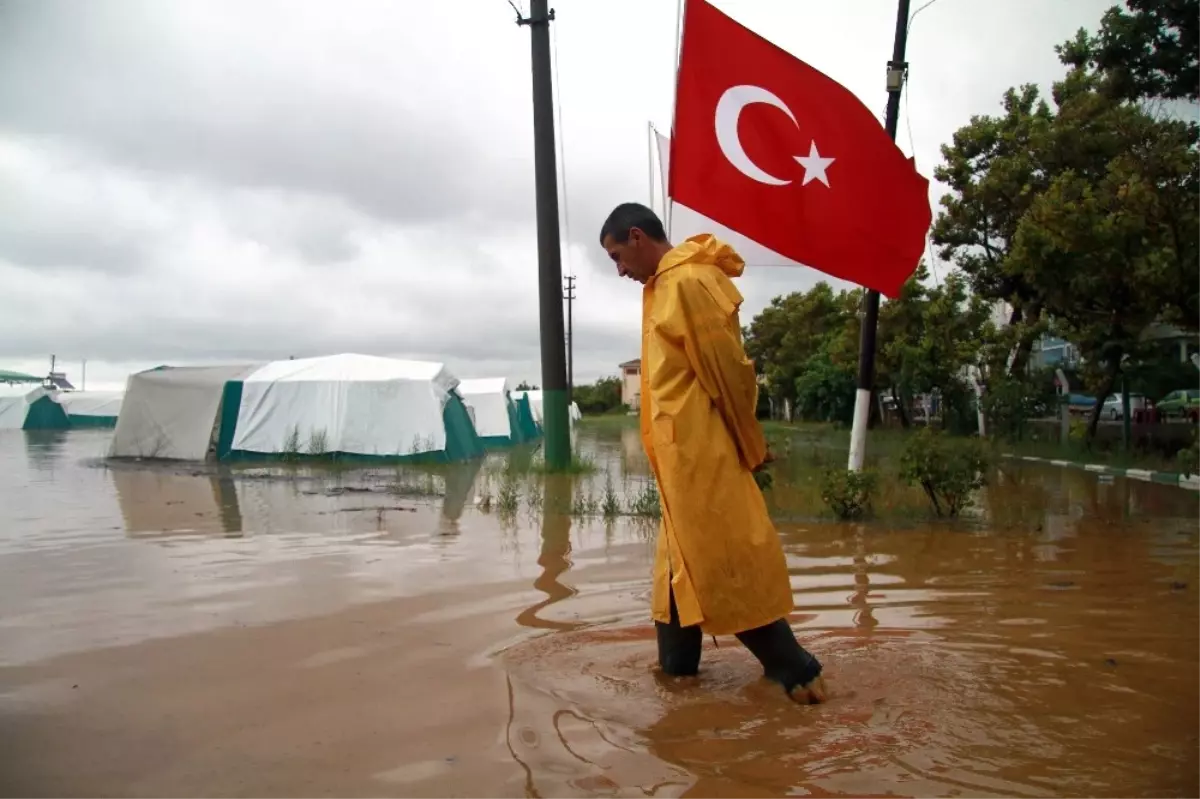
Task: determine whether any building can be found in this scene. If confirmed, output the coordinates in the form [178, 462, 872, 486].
[619, 358, 641, 410]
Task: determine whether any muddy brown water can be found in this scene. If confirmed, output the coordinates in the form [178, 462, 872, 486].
[0, 427, 1196, 797]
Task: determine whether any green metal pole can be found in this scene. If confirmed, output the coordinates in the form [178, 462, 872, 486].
[519, 0, 571, 469]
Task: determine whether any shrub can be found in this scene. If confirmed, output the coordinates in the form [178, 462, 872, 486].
[1178, 427, 1199, 478]
[819, 468, 878, 519]
[899, 428, 990, 517]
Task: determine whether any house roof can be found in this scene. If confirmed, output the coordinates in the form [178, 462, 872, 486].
[619, 358, 641, 369]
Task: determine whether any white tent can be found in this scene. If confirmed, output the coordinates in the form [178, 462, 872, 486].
[521, 390, 581, 427]
[54, 391, 124, 426]
[457, 377, 514, 442]
[230, 353, 479, 459]
[109, 365, 260, 460]
[0, 384, 69, 430]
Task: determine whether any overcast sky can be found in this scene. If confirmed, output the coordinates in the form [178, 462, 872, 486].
[0, 0, 1113, 391]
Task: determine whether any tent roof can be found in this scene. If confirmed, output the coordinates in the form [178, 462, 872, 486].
[0, 383, 39, 399]
[457, 377, 509, 396]
[0, 369, 43, 383]
[134, 363, 262, 388]
[245, 353, 448, 384]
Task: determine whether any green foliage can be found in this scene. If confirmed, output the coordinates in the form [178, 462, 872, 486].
[819, 468, 877, 519]
[1177, 427, 1199, 478]
[743, 265, 990, 430]
[573, 376, 624, 415]
[1056, 0, 1198, 103]
[983, 371, 1055, 441]
[899, 428, 990, 517]
[930, 1, 1198, 444]
[744, 282, 860, 415]
[793, 345, 856, 426]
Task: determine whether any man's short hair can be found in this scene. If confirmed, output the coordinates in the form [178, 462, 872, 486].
[599, 202, 667, 245]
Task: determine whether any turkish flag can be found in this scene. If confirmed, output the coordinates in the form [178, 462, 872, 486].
[669, 0, 932, 298]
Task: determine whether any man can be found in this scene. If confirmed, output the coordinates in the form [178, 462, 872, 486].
[599, 202, 827, 704]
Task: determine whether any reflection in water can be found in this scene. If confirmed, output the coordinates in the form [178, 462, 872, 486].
[515, 475, 580, 632]
[23, 429, 70, 473]
[111, 467, 244, 537]
[437, 457, 485, 537]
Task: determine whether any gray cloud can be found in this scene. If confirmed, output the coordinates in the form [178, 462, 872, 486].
[0, 0, 1117, 392]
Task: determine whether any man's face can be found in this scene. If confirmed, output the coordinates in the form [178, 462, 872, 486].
[602, 228, 656, 284]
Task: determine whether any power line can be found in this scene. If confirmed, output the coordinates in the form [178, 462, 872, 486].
[550, 17, 574, 277]
[902, 0, 950, 287]
[907, 0, 945, 32]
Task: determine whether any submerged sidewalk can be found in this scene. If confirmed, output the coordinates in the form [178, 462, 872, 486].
[1002, 453, 1200, 492]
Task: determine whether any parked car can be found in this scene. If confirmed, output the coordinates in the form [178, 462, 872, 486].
[1156, 388, 1200, 422]
[1101, 393, 1152, 421]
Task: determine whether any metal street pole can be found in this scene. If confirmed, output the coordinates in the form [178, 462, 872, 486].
[564, 275, 576, 405]
[848, 0, 912, 472]
[518, 0, 571, 469]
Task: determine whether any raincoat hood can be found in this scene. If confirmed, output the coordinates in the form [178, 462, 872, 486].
[656, 234, 745, 279]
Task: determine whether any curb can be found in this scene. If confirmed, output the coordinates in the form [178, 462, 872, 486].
[1001, 454, 1200, 492]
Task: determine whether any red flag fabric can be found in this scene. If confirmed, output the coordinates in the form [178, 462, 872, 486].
[668, 0, 933, 298]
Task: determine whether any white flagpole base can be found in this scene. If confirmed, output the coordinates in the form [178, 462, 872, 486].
[847, 388, 871, 471]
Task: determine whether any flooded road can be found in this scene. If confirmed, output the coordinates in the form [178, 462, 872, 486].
[0, 425, 1196, 797]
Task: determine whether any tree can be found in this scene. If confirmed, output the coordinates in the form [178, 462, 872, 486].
[1057, 0, 1198, 103]
[1014, 75, 1198, 437]
[515, 381, 539, 391]
[572, 376, 623, 415]
[743, 282, 858, 416]
[881, 271, 992, 434]
[931, 85, 1055, 377]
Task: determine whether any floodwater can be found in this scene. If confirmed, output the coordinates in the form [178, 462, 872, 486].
[0, 426, 1196, 797]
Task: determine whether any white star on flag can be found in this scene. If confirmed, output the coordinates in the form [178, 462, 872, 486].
[793, 141, 835, 187]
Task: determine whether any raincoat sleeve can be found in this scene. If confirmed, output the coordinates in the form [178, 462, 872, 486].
[665, 271, 768, 471]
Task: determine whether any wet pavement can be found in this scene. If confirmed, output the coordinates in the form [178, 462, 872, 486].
[0, 425, 1196, 797]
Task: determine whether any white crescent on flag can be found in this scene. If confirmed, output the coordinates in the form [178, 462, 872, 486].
[651, 125, 808, 270]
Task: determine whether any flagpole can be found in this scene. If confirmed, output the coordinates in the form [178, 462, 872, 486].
[648, 120, 656, 210]
[847, 0, 911, 472]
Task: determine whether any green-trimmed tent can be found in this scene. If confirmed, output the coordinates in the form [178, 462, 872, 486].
[0, 385, 69, 431]
[458, 377, 535, 448]
[518, 390, 581, 434]
[54, 391, 124, 428]
[110, 354, 485, 463]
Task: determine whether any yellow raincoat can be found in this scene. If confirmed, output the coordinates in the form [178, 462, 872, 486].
[640, 234, 795, 636]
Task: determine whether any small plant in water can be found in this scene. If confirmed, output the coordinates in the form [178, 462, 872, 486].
[307, 428, 329, 456]
[496, 475, 521, 515]
[899, 428, 989, 517]
[819, 467, 877, 519]
[601, 476, 622, 519]
[525, 478, 543, 511]
[571, 485, 599, 518]
[281, 425, 303, 463]
[627, 479, 662, 518]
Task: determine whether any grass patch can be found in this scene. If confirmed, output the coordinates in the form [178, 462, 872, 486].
[528, 452, 599, 475]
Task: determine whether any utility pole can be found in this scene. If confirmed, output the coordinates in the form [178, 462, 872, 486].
[848, 0, 912, 472]
[517, 0, 571, 469]
[563, 275, 575, 404]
